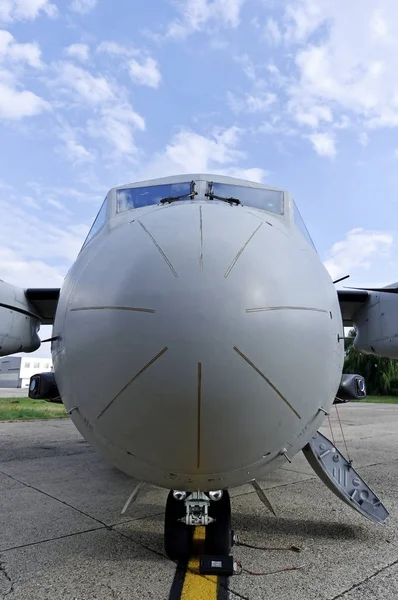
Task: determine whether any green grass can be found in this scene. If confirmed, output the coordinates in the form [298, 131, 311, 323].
[0, 397, 69, 420]
[352, 395, 398, 404]
[1, 394, 397, 422]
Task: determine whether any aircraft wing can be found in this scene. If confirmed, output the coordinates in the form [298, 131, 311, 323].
[1, 282, 60, 356]
[25, 288, 60, 325]
[338, 285, 398, 358]
[337, 289, 369, 326]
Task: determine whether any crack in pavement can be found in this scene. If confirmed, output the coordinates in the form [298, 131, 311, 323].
[0, 527, 105, 554]
[0, 468, 169, 565]
[225, 587, 251, 600]
[330, 557, 398, 599]
[0, 468, 106, 527]
[0, 556, 14, 599]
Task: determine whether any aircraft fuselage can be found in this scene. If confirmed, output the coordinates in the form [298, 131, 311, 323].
[51, 174, 344, 491]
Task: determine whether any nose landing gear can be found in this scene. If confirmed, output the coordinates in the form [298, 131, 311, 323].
[164, 489, 232, 561]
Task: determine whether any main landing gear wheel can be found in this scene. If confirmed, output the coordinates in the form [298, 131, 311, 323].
[205, 490, 232, 556]
[164, 491, 192, 561]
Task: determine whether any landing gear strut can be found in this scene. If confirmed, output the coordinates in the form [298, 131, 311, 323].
[164, 489, 232, 561]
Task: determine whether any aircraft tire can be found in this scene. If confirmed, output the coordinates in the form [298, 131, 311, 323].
[205, 490, 232, 556]
[164, 491, 192, 561]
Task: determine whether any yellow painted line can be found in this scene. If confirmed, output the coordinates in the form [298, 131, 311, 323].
[180, 527, 218, 600]
[181, 560, 218, 600]
[193, 526, 206, 541]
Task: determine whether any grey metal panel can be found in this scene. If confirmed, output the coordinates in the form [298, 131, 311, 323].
[303, 431, 389, 524]
[25, 288, 60, 325]
[337, 289, 369, 326]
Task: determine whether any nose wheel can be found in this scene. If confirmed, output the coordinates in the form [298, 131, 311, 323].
[205, 490, 232, 556]
[164, 489, 232, 561]
[164, 491, 193, 561]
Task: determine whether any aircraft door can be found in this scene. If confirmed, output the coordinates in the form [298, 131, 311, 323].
[303, 431, 389, 524]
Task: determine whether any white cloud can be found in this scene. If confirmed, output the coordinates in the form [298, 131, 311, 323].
[0, 197, 88, 288]
[69, 0, 97, 15]
[128, 56, 161, 88]
[323, 228, 394, 281]
[47, 198, 73, 215]
[308, 132, 336, 157]
[284, 0, 325, 44]
[27, 182, 101, 205]
[219, 167, 268, 183]
[264, 17, 282, 44]
[0, 82, 49, 120]
[88, 104, 145, 156]
[370, 9, 390, 42]
[51, 61, 146, 160]
[235, 54, 257, 83]
[332, 115, 350, 130]
[97, 42, 162, 89]
[57, 122, 95, 165]
[294, 104, 332, 128]
[0, 0, 57, 22]
[96, 41, 127, 56]
[139, 126, 267, 182]
[0, 180, 12, 190]
[65, 43, 90, 62]
[0, 29, 43, 67]
[227, 91, 277, 114]
[23, 196, 40, 209]
[55, 62, 114, 105]
[259, 117, 297, 137]
[284, 1, 398, 133]
[0, 247, 64, 288]
[359, 132, 369, 146]
[166, 0, 247, 39]
[0, 30, 49, 120]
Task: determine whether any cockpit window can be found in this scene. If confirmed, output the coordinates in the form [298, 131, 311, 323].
[117, 182, 193, 213]
[293, 200, 316, 250]
[81, 196, 108, 249]
[207, 182, 283, 215]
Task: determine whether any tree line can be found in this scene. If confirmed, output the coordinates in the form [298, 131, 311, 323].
[344, 329, 398, 396]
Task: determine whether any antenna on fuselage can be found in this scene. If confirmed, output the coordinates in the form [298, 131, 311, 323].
[333, 274, 350, 285]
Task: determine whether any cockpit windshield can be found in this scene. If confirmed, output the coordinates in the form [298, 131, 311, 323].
[207, 182, 283, 215]
[293, 200, 316, 250]
[81, 195, 108, 250]
[117, 182, 193, 213]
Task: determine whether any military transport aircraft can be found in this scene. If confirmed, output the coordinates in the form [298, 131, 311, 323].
[0, 174, 393, 564]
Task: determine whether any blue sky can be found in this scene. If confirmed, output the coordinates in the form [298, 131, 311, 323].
[2, 0, 398, 354]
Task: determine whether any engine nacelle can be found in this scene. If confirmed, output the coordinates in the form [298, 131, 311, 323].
[29, 372, 61, 403]
[0, 280, 41, 357]
[353, 291, 398, 358]
[334, 374, 366, 403]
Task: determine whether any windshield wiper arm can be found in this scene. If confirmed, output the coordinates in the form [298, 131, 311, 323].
[160, 181, 197, 204]
[205, 182, 241, 205]
[205, 192, 241, 205]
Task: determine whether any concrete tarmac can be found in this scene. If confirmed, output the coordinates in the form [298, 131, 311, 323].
[0, 403, 398, 599]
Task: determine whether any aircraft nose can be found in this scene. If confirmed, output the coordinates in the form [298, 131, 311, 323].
[66, 202, 338, 476]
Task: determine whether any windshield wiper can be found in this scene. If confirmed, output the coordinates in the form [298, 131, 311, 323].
[160, 181, 197, 204]
[205, 182, 241, 205]
[205, 193, 241, 205]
